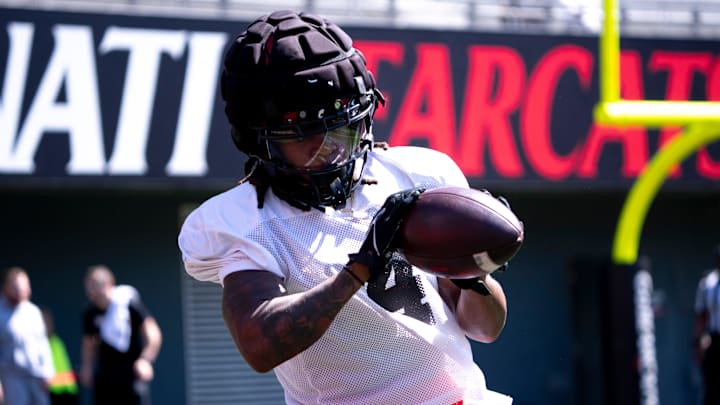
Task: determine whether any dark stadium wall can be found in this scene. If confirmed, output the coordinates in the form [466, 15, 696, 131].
[1, 189, 718, 404]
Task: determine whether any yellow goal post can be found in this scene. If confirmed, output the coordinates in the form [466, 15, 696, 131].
[593, 0, 720, 265]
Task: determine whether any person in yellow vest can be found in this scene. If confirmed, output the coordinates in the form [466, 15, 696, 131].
[41, 308, 79, 405]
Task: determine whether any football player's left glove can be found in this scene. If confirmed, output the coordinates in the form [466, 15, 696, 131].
[349, 186, 425, 282]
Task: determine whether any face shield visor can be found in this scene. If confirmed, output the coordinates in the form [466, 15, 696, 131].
[264, 118, 368, 172]
[257, 97, 373, 173]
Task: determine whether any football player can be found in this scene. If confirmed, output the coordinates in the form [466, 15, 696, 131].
[179, 10, 512, 404]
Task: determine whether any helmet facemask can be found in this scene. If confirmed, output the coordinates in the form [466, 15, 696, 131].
[254, 95, 375, 210]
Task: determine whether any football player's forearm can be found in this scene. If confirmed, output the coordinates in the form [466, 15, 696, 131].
[456, 275, 507, 343]
[222, 269, 361, 372]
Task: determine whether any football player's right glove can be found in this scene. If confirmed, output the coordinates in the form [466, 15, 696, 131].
[450, 191, 514, 295]
[349, 187, 425, 282]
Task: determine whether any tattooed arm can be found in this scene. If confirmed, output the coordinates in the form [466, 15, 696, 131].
[222, 263, 369, 372]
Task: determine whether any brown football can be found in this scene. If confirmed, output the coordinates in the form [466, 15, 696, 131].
[399, 186, 524, 279]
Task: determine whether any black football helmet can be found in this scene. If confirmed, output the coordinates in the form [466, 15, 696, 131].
[221, 10, 384, 210]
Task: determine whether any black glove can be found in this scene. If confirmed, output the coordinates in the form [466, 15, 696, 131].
[479, 188, 511, 210]
[451, 190, 512, 294]
[349, 186, 426, 282]
[451, 277, 492, 295]
[490, 193, 515, 270]
[492, 193, 517, 273]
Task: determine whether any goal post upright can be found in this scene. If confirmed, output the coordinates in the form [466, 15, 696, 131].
[593, 0, 720, 265]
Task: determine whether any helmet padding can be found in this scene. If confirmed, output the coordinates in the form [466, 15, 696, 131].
[221, 10, 382, 211]
[222, 10, 378, 154]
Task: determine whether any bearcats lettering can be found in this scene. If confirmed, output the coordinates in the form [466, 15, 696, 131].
[1, 12, 719, 183]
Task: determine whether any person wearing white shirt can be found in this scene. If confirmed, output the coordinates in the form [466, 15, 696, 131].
[0, 267, 54, 405]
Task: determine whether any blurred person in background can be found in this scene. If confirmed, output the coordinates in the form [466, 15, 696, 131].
[79, 265, 162, 405]
[40, 308, 78, 405]
[694, 245, 720, 405]
[0, 267, 54, 405]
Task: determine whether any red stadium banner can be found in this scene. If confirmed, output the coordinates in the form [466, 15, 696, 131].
[1, 6, 719, 190]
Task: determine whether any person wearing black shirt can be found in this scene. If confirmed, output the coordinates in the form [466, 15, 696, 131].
[79, 265, 162, 405]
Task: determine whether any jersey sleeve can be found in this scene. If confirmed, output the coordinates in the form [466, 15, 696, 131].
[378, 146, 469, 189]
[128, 288, 150, 321]
[178, 185, 285, 285]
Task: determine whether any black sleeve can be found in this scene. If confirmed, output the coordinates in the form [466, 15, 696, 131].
[82, 308, 99, 336]
[129, 295, 151, 322]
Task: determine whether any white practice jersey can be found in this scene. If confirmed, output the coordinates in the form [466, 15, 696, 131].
[179, 146, 512, 405]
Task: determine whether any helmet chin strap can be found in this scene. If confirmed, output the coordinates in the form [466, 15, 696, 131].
[268, 168, 347, 212]
[269, 152, 367, 212]
[328, 177, 346, 206]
